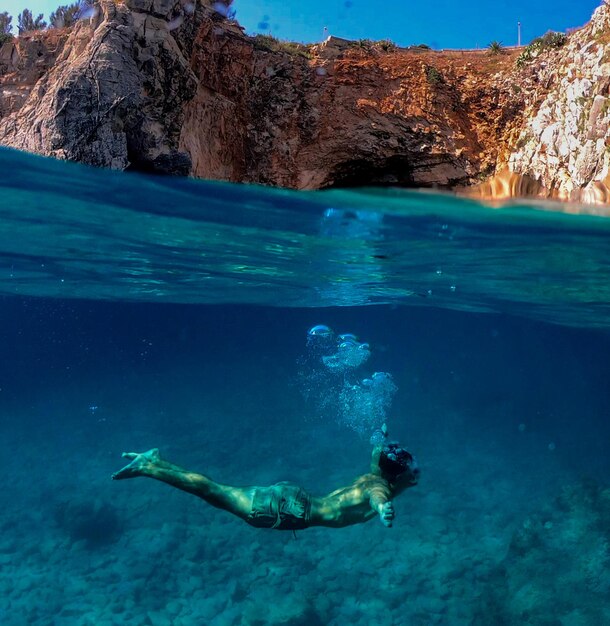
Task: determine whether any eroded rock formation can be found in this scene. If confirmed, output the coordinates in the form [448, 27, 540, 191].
[478, 1, 610, 203]
[0, 0, 199, 173]
[1, 0, 610, 202]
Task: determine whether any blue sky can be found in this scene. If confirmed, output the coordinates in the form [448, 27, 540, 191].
[1, 0, 602, 48]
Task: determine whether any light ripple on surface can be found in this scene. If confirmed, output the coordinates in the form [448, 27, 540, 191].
[1, 148, 610, 328]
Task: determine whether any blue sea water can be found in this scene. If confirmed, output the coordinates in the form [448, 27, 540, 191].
[0, 146, 609, 625]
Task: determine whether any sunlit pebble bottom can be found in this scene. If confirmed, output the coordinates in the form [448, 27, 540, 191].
[1, 334, 607, 624]
[1, 423, 607, 626]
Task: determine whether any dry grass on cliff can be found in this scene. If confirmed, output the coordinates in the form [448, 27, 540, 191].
[251, 34, 312, 59]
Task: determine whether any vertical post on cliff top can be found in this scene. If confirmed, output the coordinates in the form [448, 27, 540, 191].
[517, 21, 521, 46]
[323, 26, 328, 41]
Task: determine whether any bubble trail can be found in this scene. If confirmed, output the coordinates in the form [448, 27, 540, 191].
[297, 325, 398, 438]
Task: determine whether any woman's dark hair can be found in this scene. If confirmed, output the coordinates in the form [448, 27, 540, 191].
[379, 442, 419, 481]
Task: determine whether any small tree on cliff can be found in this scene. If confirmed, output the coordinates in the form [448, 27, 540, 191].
[0, 12, 13, 45]
[487, 41, 504, 54]
[18, 9, 47, 34]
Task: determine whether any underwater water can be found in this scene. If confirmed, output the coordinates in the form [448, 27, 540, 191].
[0, 147, 609, 626]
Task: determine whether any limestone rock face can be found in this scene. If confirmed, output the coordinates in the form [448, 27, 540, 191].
[0, 0, 199, 173]
[500, 0, 610, 202]
[0, 29, 69, 118]
[1, 0, 610, 202]
[179, 32, 524, 189]
[0, 0, 525, 187]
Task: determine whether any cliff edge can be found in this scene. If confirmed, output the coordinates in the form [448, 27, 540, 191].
[496, 1, 610, 203]
[1, 0, 610, 203]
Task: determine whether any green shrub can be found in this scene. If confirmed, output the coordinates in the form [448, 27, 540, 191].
[487, 40, 504, 54]
[352, 38, 374, 49]
[516, 30, 567, 68]
[426, 65, 444, 85]
[539, 31, 567, 48]
[350, 38, 397, 53]
[516, 48, 532, 68]
[377, 38, 397, 52]
[252, 34, 311, 59]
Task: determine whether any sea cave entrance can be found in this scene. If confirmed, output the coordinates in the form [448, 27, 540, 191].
[325, 154, 417, 189]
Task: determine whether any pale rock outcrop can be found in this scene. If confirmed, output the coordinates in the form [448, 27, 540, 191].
[504, 1, 610, 202]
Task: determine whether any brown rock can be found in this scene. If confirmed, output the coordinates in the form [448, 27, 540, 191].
[0, 0, 609, 204]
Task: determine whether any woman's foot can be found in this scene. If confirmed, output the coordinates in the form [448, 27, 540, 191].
[111, 448, 161, 480]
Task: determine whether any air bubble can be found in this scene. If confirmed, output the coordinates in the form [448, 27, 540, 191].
[370, 428, 386, 446]
[308, 324, 334, 337]
[298, 326, 396, 437]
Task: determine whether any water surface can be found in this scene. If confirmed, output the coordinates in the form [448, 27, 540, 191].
[3, 147, 610, 327]
[0, 148, 608, 626]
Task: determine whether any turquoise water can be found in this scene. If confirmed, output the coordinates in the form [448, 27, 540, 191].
[0, 147, 609, 625]
[3, 147, 610, 326]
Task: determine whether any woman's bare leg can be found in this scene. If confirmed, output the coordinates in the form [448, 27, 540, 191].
[112, 449, 253, 520]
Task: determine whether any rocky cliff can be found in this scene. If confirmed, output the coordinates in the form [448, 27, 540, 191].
[0, 0, 198, 173]
[494, 1, 610, 203]
[1, 0, 610, 202]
